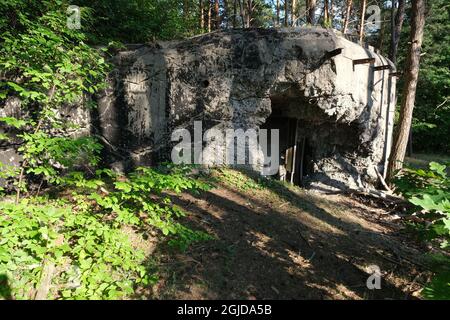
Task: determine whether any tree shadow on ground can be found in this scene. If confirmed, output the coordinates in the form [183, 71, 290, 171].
[0, 274, 12, 300]
[148, 169, 427, 300]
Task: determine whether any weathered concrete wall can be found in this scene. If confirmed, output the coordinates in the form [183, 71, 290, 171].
[95, 28, 395, 190]
[0, 97, 23, 187]
[1, 28, 396, 190]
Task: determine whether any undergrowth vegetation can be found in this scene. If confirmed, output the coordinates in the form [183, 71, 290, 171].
[394, 161, 450, 299]
[0, 163, 212, 300]
[0, 1, 212, 299]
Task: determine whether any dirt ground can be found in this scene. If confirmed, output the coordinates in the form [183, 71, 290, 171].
[148, 169, 431, 300]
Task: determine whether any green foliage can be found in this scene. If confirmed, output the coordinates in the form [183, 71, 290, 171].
[0, 1, 212, 300]
[75, 0, 202, 42]
[394, 161, 450, 299]
[0, 1, 110, 106]
[216, 168, 265, 192]
[65, 166, 212, 247]
[394, 0, 450, 153]
[422, 271, 450, 300]
[0, 198, 152, 299]
[0, 0, 111, 196]
[0, 165, 212, 299]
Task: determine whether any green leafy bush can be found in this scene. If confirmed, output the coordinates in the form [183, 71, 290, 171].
[393, 162, 450, 299]
[0, 2, 212, 299]
[63, 166, 213, 250]
[0, 198, 150, 299]
[0, 165, 212, 299]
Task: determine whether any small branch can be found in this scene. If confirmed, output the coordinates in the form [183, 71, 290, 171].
[34, 260, 55, 300]
[374, 165, 393, 193]
[434, 98, 448, 111]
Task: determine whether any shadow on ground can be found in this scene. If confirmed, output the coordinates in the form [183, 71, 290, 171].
[0, 274, 12, 300]
[148, 169, 429, 300]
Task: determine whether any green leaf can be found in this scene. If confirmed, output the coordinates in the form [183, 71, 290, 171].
[430, 162, 447, 177]
[114, 181, 132, 193]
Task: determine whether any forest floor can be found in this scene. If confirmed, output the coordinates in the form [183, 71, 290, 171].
[146, 169, 433, 300]
[405, 153, 450, 170]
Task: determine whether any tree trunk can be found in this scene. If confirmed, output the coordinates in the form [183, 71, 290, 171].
[285, 0, 289, 26]
[208, 0, 212, 32]
[292, 0, 297, 26]
[223, 0, 229, 29]
[330, 0, 334, 23]
[215, 0, 220, 29]
[200, 0, 205, 30]
[324, 0, 329, 26]
[306, 0, 316, 24]
[277, 0, 280, 26]
[389, 0, 405, 64]
[239, 0, 245, 27]
[342, 0, 353, 34]
[387, 0, 426, 182]
[359, 0, 367, 44]
[247, 0, 252, 27]
[233, 0, 237, 28]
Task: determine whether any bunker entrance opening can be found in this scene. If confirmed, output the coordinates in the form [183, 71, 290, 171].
[261, 96, 313, 186]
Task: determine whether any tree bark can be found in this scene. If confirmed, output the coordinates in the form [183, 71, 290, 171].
[215, 0, 220, 29]
[306, 0, 316, 25]
[208, 0, 212, 32]
[200, 0, 205, 30]
[233, 0, 237, 28]
[330, 0, 334, 23]
[292, 0, 297, 26]
[324, 0, 330, 26]
[389, 0, 405, 64]
[387, 0, 426, 182]
[342, 0, 353, 34]
[359, 0, 367, 44]
[247, 0, 252, 27]
[277, 0, 280, 26]
[224, 0, 229, 28]
[239, 0, 245, 27]
[285, 0, 289, 26]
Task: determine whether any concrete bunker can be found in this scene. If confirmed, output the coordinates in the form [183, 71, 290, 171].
[0, 28, 396, 190]
[90, 27, 397, 191]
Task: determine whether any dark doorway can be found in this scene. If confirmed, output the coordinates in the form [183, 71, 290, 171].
[261, 107, 308, 186]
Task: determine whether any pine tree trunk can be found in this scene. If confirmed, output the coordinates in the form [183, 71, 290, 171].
[359, 0, 367, 44]
[342, 0, 353, 34]
[330, 0, 334, 24]
[324, 0, 329, 26]
[306, 0, 316, 25]
[277, 0, 280, 26]
[239, 0, 245, 27]
[208, 0, 212, 32]
[215, 0, 220, 29]
[386, 0, 426, 182]
[200, 0, 205, 30]
[224, 0, 229, 28]
[285, 0, 289, 26]
[389, 0, 405, 64]
[233, 0, 237, 28]
[292, 0, 297, 26]
[247, 0, 252, 27]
